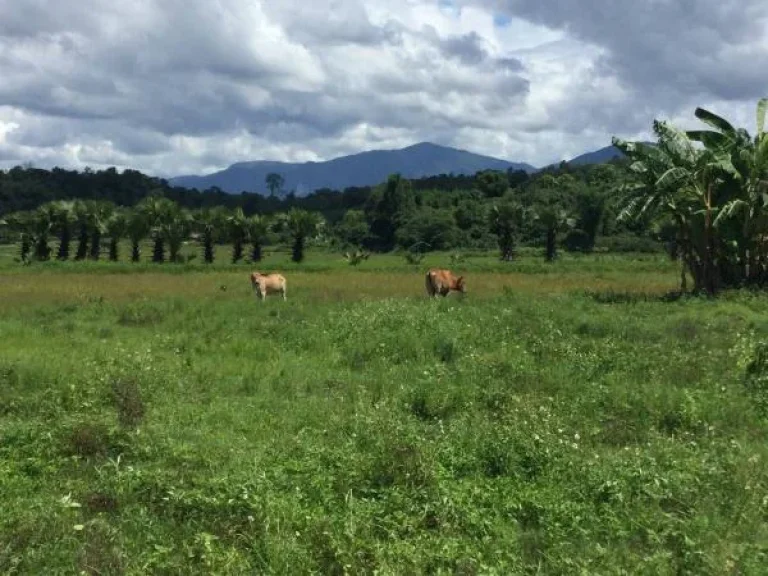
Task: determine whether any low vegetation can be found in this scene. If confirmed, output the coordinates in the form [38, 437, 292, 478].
[1, 252, 768, 574]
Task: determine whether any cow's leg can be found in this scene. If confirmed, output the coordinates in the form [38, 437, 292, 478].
[282, 285, 287, 301]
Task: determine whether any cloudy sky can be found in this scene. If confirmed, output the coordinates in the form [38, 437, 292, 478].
[1, 0, 766, 177]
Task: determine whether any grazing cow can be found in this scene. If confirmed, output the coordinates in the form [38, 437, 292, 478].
[250, 272, 287, 301]
[425, 268, 466, 298]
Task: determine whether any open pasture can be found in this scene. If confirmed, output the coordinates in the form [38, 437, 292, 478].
[2, 251, 768, 574]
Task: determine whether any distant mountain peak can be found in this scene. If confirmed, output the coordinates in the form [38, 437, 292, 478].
[170, 142, 535, 196]
[169, 141, 626, 196]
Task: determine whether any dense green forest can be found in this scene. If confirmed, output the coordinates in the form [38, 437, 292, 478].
[2, 98, 766, 295]
[0, 156, 651, 262]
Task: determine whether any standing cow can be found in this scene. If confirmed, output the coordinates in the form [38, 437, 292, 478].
[250, 272, 287, 301]
[425, 268, 466, 298]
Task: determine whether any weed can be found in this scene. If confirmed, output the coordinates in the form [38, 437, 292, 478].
[111, 377, 145, 429]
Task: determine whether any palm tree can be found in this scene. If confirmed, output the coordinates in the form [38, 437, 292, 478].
[89, 201, 114, 261]
[2, 211, 33, 263]
[193, 207, 226, 264]
[32, 203, 57, 261]
[127, 209, 149, 263]
[106, 209, 129, 262]
[162, 206, 192, 263]
[137, 195, 177, 263]
[73, 200, 91, 260]
[285, 208, 322, 263]
[247, 213, 269, 262]
[534, 205, 575, 262]
[52, 201, 76, 261]
[227, 208, 249, 263]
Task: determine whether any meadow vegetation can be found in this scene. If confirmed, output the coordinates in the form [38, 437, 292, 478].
[2, 249, 768, 574]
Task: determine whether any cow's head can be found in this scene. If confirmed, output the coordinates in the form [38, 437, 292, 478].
[456, 276, 466, 292]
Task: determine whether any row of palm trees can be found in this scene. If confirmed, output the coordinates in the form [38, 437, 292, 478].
[614, 97, 768, 294]
[0, 196, 324, 264]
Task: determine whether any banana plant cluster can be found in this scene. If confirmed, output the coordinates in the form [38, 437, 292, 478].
[614, 98, 768, 294]
[1, 196, 324, 265]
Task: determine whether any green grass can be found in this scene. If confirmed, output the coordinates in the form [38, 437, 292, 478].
[2, 249, 768, 574]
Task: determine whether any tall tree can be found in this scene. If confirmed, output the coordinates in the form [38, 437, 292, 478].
[366, 173, 416, 251]
[477, 170, 510, 198]
[265, 173, 285, 197]
[488, 198, 526, 261]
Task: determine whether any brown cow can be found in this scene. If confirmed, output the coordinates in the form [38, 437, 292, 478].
[250, 272, 287, 301]
[425, 268, 466, 298]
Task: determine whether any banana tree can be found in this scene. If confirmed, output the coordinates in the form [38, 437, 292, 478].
[615, 119, 737, 294]
[688, 98, 768, 285]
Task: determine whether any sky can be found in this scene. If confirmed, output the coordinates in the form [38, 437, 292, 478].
[0, 0, 766, 177]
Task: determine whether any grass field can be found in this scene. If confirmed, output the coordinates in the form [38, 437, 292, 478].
[2, 246, 768, 574]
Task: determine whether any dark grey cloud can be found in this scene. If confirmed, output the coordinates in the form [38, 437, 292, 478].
[0, 0, 764, 176]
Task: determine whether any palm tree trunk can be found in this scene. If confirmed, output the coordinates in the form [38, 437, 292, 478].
[20, 234, 31, 263]
[203, 232, 214, 263]
[152, 237, 165, 263]
[292, 235, 305, 263]
[251, 242, 262, 263]
[75, 226, 89, 260]
[34, 234, 51, 261]
[545, 227, 556, 262]
[57, 226, 71, 260]
[90, 230, 101, 260]
[232, 240, 243, 263]
[109, 238, 119, 262]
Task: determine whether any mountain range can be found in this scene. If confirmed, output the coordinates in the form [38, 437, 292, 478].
[169, 142, 624, 196]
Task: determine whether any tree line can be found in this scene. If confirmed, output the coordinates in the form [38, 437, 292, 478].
[0, 163, 642, 266]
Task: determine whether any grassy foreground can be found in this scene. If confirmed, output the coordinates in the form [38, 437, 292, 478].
[2, 252, 768, 574]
